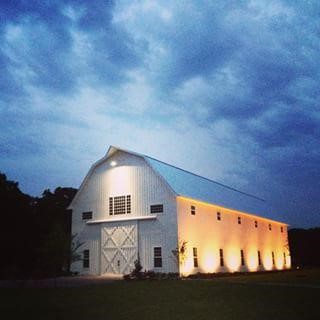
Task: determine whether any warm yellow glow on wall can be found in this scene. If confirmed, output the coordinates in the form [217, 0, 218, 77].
[181, 256, 194, 275]
[226, 248, 241, 272]
[202, 251, 219, 273]
[276, 256, 284, 270]
[176, 197, 291, 275]
[246, 250, 259, 271]
[109, 166, 131, 194]
[263, 253, 273, 271]
[177, 196, 288, 226]
[286, 256, 291, 269]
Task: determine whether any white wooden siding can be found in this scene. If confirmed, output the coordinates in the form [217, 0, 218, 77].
[71, 150, 179, 275]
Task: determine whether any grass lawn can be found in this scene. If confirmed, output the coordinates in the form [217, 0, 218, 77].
[1, 269, 319, 320]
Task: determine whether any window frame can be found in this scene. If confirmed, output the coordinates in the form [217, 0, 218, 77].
[150, 204, 164, 214]
[83, 249, 90, 268]
[154, 247, 162, 268]
[109, 197, 113, 215]
[127, 195, 131, 214]
[219, 248, 224, 267]
[272, 251, 275, 266]
[109, 195, 131, 215]
[82, 211, 93, 220]
[240, 249, 245, 266]
[257, 250, 262, 266]
[193, 247, 198, 267]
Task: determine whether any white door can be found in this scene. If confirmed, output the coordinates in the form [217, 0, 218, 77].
[101, 221, 138, 274]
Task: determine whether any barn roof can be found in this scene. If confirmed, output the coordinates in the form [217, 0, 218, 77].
[70, 146, 285, 223]
[144, 156, 273, 219]
[111, 146, 285, 222]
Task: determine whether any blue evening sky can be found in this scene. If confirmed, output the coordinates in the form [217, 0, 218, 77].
[0, 0, 319, 228]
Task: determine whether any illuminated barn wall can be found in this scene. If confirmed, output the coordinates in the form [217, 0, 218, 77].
[70, 146, 291, 276]
[177, 197, 290, 275]
[70, 149, 178, 275]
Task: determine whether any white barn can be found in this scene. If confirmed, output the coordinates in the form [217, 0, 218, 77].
[70, 146, 291, 276]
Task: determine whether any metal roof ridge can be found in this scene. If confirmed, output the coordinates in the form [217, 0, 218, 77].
[144, 155, 265, 202]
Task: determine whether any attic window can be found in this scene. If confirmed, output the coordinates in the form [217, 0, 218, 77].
[269, 224, 272, 231]
[238, 216, 241, 225]
[114, 196, 126, 214]
[191, 205, 196, 215]
[109, 195, 131, 215]
[255, 220, 258, 228]
[151, 204, 163, 213]
[217, 212, 221, 221]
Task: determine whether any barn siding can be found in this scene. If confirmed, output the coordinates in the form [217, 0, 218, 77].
[177, 197, 290, 275]
[70, 147, 290, 276]
[71, 150, 178, 275]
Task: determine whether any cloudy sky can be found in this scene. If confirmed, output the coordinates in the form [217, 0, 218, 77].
[1, 0, 319, 228]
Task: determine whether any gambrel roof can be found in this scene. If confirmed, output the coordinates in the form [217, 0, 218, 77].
[70, 146, 285, 223]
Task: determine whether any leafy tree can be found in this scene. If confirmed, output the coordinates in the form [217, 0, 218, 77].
[0, 172, 77, 279]
[0, 173, 35, 278]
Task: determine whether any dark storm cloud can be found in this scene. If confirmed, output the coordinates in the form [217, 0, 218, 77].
[0, 0, 319, 227]
[0, 0, 143, 96]
[154, 0, 320, 149]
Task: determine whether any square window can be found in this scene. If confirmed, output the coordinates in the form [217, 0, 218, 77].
[151, 204, 163, 214]
[109, 195, 131, 215]
[114, 196, 126, 214]
[82, 211, 92, 220]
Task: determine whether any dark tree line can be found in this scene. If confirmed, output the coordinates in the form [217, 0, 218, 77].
[0, 173, 77, 279]
[288, 228, 320, 267]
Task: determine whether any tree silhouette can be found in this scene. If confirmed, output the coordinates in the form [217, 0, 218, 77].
[0, 172, 77, 279]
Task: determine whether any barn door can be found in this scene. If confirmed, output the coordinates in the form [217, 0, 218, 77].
[101, 221, 138, 274]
